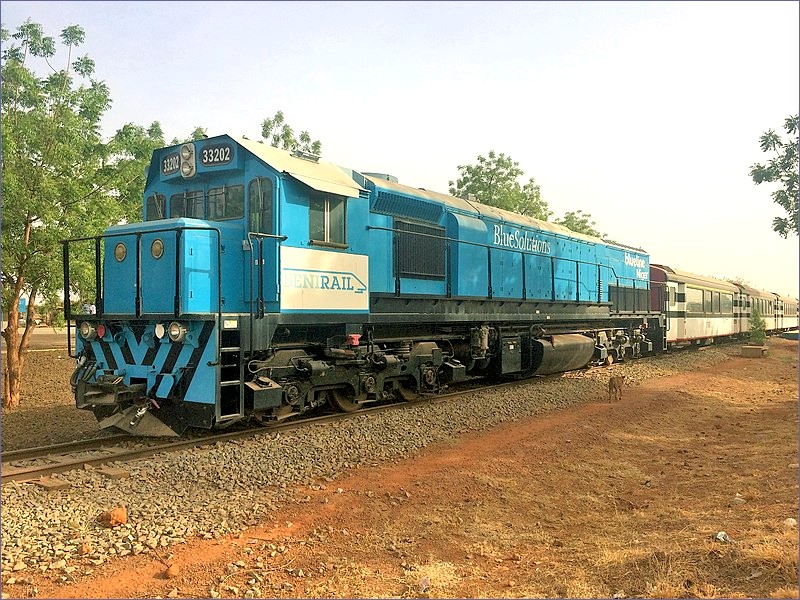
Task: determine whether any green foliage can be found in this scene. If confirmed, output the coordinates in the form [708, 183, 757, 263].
[749, 114, 799, 238]
[261, 110, 322, 155]
[1, 19, 162, 342]
[749, 306, 767, 345]
[170, 126, 208, 145]
[448, 151, 552, 220]
[554, 210, 602, 238]
[725, 275, 751, 287]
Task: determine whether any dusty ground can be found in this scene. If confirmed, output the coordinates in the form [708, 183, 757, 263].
[1, 348, 104, 450]
[2, 338, 799, 599]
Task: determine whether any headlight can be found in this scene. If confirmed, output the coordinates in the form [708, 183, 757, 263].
[180, 143, 196, 178]
[79, 322, 97, 340]
[154, 323, 166, 339]
[114, 243, 127, 262]
[151, 239, 164, 259]
[168, 321, 187, 342]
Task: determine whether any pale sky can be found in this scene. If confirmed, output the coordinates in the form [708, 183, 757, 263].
[3, 1, 798, 297]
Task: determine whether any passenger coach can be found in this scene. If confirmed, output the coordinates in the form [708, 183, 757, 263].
[650, 264, 739, 346]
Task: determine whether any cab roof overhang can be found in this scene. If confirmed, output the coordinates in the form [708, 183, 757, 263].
[235, 136, 366, 199]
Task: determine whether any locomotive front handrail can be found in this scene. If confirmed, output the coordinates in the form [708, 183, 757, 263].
[61, 225, 224, 362]
[367, 224, 644, 306]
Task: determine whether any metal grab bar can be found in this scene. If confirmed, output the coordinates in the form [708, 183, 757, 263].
[244, 232, 288, 354]
[61, 225, 224, 361]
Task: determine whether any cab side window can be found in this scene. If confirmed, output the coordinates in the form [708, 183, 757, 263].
[309, 192, 346, 247]
[248, 177, 274, 234]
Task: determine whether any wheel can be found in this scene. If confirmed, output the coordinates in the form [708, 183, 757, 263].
[329, 388, 363, 413]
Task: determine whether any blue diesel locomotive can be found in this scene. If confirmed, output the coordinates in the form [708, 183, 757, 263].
[63, 135, 660, 436]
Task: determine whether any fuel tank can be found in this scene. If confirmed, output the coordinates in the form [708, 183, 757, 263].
[531, 334, 595, 375]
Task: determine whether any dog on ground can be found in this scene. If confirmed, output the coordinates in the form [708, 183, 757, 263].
[607, 375, 625, 402]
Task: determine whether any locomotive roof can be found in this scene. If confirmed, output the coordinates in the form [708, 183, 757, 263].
[219, 135, 647, 255]
[361, 175, 624, 249]
[234, 136, 367, 199]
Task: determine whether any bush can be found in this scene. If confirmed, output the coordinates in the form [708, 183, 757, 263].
[749, 306, 767, 345]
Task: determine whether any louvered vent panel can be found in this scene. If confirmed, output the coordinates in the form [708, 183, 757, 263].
[396, 220, 446, 280]
[373, 191, 443, 223]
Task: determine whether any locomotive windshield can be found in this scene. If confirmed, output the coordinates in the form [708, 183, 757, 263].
[207, 185, 244, 220]
[145, 193, 166, 220]
[170, 190, 204, 219]
[144, 186, 244, 221]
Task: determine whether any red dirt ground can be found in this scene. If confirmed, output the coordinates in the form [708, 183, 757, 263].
[5, 338, 799, 599]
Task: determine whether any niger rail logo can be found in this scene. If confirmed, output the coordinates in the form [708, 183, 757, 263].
[282, 268, 367, 294]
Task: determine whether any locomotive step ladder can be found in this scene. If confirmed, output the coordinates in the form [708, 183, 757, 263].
[217, 325, 245, 424]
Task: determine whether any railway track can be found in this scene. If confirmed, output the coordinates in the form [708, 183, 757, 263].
[1, 378, 532, 485]
[2, 343, 732, 486]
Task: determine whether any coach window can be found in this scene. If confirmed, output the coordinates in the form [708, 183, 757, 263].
[686, 287, 703, 313]
[712, 291, 721, 313]
[703, 290, 712, 313]
[208, 185, 244, 221]
[309, 192, 347, 248]
[145, 193, 166, 221]
[668, 288, 676, 306]
[170, 190, 204, 218]
[248, 177, 274, 234]
[721, 293, 733, 313]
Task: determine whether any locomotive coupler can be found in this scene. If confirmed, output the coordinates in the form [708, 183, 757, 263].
[97, 399, 180, 437]
[129, 405, 148, 428]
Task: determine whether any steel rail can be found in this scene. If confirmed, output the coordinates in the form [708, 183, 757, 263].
[0, 379, 535, 485]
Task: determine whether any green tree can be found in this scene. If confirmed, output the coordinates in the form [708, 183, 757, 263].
[169, 126, 208, 145]
[725, 275, 751, 287]
[448, 151, 552, 220]
[1, 20, 162, 408]
[554, 210, 602, 237]
[261, 110, 321, 155]
[749, 306, 767, 345]
[749, 114, 798, 238]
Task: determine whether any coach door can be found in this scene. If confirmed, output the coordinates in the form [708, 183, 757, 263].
[246, 177, 279, 313]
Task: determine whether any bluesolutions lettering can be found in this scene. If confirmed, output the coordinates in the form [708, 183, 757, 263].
[625, 252, 649, 280]
[492, 224, 551, 255]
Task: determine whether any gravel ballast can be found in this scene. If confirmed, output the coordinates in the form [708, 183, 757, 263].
[1, 345, 736, 579]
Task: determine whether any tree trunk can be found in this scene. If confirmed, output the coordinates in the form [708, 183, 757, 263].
[2, 290, 35, 409]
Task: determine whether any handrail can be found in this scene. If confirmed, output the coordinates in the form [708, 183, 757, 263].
[245, 232, 288, 354]
[61, 225, 224, 363]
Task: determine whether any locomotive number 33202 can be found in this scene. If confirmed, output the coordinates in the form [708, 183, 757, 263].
[200, 143, 233, 166]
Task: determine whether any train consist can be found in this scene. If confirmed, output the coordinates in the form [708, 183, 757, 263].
[62, 135, 798, 436]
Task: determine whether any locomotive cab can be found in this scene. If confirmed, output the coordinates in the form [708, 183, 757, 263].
[64, 135, 373, 435]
